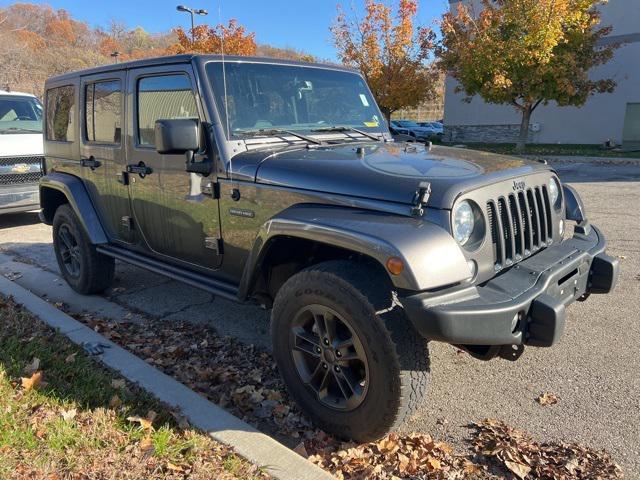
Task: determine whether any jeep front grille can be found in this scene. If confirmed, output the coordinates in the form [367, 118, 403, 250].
[0, 156, 44, 186]
[486, 184, 553, 270]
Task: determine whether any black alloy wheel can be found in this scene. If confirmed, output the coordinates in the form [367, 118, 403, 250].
[290, 304, 369, 411]
[57, 224, 82, 278]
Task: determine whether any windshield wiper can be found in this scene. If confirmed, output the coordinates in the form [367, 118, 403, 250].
[0, 127, 42, 134]
[237, 128, 323, 145]
[311, 126, 382, 142]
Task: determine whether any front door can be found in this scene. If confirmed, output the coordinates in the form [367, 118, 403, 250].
[126, 65, 222, 270]
[80, 72, 132, 242]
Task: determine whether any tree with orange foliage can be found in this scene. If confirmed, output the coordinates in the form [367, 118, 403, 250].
[331, 0, 438, 122]
[168, 20, 256, 56]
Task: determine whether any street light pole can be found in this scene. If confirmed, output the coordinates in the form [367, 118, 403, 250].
[176, 5, 208, 42]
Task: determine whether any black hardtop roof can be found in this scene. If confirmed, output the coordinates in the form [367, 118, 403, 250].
[46, 54, 356, 84]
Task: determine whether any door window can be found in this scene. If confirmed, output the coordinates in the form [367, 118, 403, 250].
[85, 80, 122, 144]
[46, 85, 75, 142]
[136, 74, 198, 146]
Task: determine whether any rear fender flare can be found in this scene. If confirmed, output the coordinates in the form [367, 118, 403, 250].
[39, 172, 108, 244]
[238, 205, 471, 299]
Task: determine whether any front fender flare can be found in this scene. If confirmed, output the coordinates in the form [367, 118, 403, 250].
[239, 205, 471, 299]
[39, 172, 108, 244]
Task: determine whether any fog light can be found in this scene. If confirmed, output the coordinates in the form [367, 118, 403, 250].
[467, 259, 477, 280]
[559, 219, 565, 237]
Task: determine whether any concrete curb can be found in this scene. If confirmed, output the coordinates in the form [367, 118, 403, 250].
[0, 276, 333, 480]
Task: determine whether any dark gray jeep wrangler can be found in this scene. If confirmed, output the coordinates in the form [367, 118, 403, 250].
[40, 55, 618, 441]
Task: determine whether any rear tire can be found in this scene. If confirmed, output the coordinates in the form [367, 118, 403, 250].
[52, 204, 115, 294]
[271, 260, 429, 442]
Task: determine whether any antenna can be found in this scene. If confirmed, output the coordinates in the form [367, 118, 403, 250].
[219, 0, 233, 183]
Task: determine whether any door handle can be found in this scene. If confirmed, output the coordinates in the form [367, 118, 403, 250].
[126, 161, 153, 178]
[80, 156, 101, 170]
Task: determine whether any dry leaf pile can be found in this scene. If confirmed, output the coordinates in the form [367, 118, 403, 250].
[76, 312, 624, 479]
[471, 419, 623, 480]
[306, 432, 490, 480]
[81, 315, 314, 439]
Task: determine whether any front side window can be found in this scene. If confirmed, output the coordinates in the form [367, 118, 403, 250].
[137, 74, 198, 146]
[205, 62, 384, 139]
[46, 86, 75, 142]
[85, 80, 122, 144]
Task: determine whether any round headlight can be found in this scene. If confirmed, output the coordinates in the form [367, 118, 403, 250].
[453, 200, 475, 245]
[549, 177, 560, 207]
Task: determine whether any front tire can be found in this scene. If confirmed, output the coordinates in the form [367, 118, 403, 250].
[271, 260, 429, 442]
[52, 204, 115, 294]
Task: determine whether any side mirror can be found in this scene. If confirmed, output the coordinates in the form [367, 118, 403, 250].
[154, 118, 199, 154]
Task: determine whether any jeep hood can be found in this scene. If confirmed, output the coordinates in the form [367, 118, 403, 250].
[241, 143, 550, 209]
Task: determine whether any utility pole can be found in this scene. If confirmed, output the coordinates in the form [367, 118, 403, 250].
[111, 51, 120, 64]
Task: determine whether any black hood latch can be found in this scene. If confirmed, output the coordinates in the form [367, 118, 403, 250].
[411, 181, 431, 216]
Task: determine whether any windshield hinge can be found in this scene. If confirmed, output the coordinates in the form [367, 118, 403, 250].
[202, 181, 221, 199]
[205, 237, 224, 255]
[411, 181, 431, 217]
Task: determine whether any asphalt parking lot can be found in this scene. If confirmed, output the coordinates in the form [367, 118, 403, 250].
[1, 159, 639, 475]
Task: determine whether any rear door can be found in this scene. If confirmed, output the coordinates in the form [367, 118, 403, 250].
[126, 64, 222, 270]
[79, 72, 132, 242]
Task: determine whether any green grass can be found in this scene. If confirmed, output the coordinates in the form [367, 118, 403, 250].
[0, 295, 267, 480]
[440, 142, 640, 158]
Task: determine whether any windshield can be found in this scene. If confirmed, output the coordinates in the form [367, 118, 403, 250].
[206, 62, 384, 139]
[0, 95, 43, 134]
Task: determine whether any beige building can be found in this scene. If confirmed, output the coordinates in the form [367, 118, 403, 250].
[443, 0, 640, 149]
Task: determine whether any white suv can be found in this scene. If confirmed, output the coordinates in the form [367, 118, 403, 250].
[0, 90, 44, 215]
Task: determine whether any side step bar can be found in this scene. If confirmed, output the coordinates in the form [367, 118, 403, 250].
[96, 245, 238, 301]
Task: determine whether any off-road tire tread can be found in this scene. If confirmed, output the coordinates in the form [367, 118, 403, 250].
[272, 260, 429, 441]
[53, 204, 115, 295]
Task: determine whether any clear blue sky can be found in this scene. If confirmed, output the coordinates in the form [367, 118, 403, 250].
[0, 0, 449, 60]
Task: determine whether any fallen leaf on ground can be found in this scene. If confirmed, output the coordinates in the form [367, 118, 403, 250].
[24, 357, 40, 375]
[21, 371, 43, 391]
[536, 392, 559, 406]
[139, 435, 154, 455]
[64, 352, 77, 363]
[293, 442, 308, 458]
[108, 395, 122, 409]
[127, 415, 153, 431]
[61, 408, 77, 422]
[111, 378, 126, 389]
[505, 460, 531, 479]
[166, 462, 183, 473]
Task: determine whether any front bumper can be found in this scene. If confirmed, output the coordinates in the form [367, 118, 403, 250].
[0, 184, 39, 214]
[401, 224, 619, 347]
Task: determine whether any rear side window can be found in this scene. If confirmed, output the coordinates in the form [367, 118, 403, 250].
[137, 74, 198, 146]
[85, 80, 122, 144]
[46, 86, 75, 142]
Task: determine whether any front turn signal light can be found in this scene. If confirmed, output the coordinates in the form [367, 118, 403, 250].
[386, 257, 404, 276]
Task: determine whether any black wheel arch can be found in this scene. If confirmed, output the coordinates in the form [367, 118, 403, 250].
[39, 172, 108, 244]
[241, 235, 392, 306]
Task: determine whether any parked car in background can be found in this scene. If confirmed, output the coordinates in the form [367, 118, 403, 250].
[0, 90, 44, 215]
[392, 120, 438, 141]
[417, 121, 444, 139]
[389, 120, 410, 136]
[388, 121, 416, 142]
